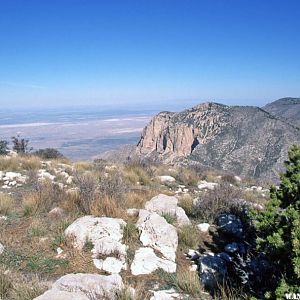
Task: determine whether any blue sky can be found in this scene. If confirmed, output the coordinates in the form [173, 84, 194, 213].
[0, 0, 300, 109]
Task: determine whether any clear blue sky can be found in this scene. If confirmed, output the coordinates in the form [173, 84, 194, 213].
[0, 0, 300, 109]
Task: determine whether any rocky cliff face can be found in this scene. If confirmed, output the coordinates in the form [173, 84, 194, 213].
[136, 102, 300, 180]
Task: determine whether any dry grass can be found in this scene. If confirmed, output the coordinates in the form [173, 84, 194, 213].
[157, 266, 204, 298]
[123, 164, 152, 186]
[73, 161, 93, 172]
[0, 155, 42, 172]
[178, 225, 202, 251]
[178, 194, 194, 217]
[19, 155, 42, 170]
[0, 156, 20, 171]
[90, 195, 126, 218]
[0, 270, 44, 300]
[175, 167, 200, 187]
[0, 193, 13, 215]
[22, 180, 63, 216]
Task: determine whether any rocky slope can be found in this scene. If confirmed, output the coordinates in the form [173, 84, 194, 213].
[263, 97, 300, 127]
[136, 102, 300, 180]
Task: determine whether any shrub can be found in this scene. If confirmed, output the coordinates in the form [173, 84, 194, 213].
[0, 193, 13, 215]
[0, 271, 12, 299]
[22, 180, 64, 215]
[11, 135, 31, 154]
[175, 167, 200, 187]
[0, 140, 9, 155]
[99, 171, 128, 205]
[193, 183, 244, 223]
[33, 148, 65, 159]
[221, 174, 238, 185]
[253, 145, 300, 298]
[73, 171, 98, 214]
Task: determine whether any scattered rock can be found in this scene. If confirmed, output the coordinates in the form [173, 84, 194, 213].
[158, 175, 176, 183]
[150, 288, 183, 300]
[197, 223, 210, 232]
[49, 207, 65, 218]
[38, 169, 56, 181]
[131, 247, 176, 275]
[0, 243, 4, 254]
[126, 208, 139, 217]
[197, 180, 218, 190]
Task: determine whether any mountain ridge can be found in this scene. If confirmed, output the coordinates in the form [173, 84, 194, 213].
[135, 99, 300, 181]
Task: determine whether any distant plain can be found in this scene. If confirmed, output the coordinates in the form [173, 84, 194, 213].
[0, 107, 153, 160]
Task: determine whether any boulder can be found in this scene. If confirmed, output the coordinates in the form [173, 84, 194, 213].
[150, 288, 182, 300]
[38, 170, 56, 181]
[175, 207, 191, 226]
[4, 172, 22, 180]
[145, 194, 178, 215]
[197, 180, 218, 190]
[199, 253, 227, 291]
[0, 242, 4, 254]
[34, 290, 89, 300]
[93, 257, 126, 274]
[137, 210, 178, 261]
[65, 216, 126, 249]
[65, 216, 127, 274]
[144, 194, 191, 227]
[217, 214, 243, 239]
[197, 223, 210, 232]
[131, 247, 176, 275]
[34, 273, 123, 300]
[158, 175, 176, 183]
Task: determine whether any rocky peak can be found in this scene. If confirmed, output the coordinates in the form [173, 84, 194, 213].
[136, 102, 300, 180]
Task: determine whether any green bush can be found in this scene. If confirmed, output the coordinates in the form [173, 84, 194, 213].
[253, 144, 300, 298]
[0, 140, 9, 155]
[33, 148, 65, 159]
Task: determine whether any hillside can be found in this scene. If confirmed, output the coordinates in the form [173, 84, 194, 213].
[0, 152, 271, 299]
[262, 97, 300, 127]
[136, 102, 300, 180]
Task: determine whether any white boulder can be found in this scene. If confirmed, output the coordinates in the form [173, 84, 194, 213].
[197, 223, 210, 233]
[158, 176, 176, 183]
[144, 194, 191, 227]
[93, 257, 126, 274]
[137, 210, 178, 262]
[150, 289, 182, 300]
[197, 181, 218, 190]
[34, 290, 89, 300]
[131, 247, 176, 275]
[65, 216, 126, 249]
[34, 273, 123, 300]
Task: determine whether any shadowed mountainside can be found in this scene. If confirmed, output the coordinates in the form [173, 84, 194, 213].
[262, 97, 300, 127]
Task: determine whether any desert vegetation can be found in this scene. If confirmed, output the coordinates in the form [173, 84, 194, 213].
[0, 142, 298, 299]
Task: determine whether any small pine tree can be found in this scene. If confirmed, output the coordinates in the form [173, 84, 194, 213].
[0, 140, 9, 155]
[253, 144, 300, 298]
[11, 135, 31, 154]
